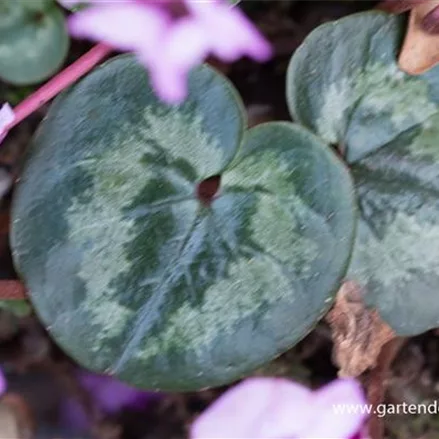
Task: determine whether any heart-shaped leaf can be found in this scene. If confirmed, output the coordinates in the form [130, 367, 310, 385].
[0, 0, 69, 85]
[287, 11, 439, 163]
[347, 115, 439, 335]
[11, 56, 355, 390]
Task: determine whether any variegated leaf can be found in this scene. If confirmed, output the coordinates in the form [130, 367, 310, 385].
[0, 0, 69, 84]
[348, 114, 439, 335]
[287, 11, 439, 163]
[11, 56, 355, 390]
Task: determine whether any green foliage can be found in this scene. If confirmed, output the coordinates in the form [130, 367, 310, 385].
[0, 0, 69, 85]
[348, 117, 439, 335]
[287, 12, 439, 164]
[11, 56, 355, 390]
[287, 11, 439, 336]
[10, 5, 439, 389]
[0, 300, 31, 317]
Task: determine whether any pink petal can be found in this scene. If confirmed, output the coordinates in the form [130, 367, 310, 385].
[303, 379, 367, 439]
[252, 379, 315, 438]
[191, 378, 367, 439]
[191, 377, 313, 438]
[161, 18, 210, 71]
[0, 103, 14, 144]
[141, 18, 210, 104]
[148, 66, 188, 104]
[0, 368, 6, 395]
[68, 3, 169, 53]
[139, 47, 189, 104]
[185, 0, 272, 62]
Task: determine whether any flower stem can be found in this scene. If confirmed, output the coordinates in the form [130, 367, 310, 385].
[367, 337, 406, 439]
[0, 280, 27, 300]
[8, 43, 112, 130]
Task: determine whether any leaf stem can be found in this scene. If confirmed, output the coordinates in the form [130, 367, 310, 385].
[367, 337, 406, 439]
[0, 280, 27, 300]
[7, 43, 112, 130]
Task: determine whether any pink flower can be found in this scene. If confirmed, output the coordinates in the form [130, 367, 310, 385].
[191, 377, 367, 439]
[0, 103, 14, 145]
[184, 1, 271, 62]
[61, 370, 160, 434]
[68, 0, 271, 103]
[0, 368, 6, 395]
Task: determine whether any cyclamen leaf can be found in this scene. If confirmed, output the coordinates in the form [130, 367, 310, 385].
[287, 11, 439, 163]
[11, 56, 355, 390]
[347, 115, 439, 335]
[0, 0, 69, 85]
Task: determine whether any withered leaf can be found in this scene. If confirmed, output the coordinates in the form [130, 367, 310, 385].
[326, 281, 395, 377]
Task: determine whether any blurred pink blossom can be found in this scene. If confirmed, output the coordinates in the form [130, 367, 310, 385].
[0, 368, 6, 395]
[0, 103, 14, 145]
[191, 377, 367, 439]
[68, 0, 271, 103]
[61, 370, 159, 434]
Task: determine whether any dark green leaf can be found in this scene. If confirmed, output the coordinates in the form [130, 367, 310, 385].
[287, 11, 439, 163]
[0, 1, 69, 85]
[11, 56, 355, 390]
[347, 115, 439, 335]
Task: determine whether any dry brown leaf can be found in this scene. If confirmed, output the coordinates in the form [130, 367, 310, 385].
[326, 281, 395, 377]
[398, 0, 439, 74]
